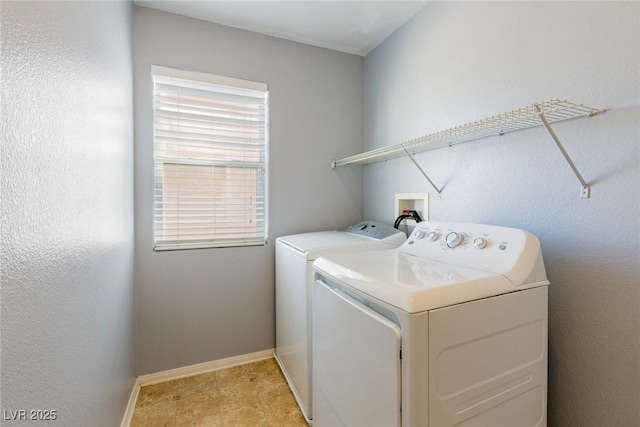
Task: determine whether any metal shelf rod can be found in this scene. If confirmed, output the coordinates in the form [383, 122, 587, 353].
[401, 146, 443, 195]
[536, 105, 591, 198]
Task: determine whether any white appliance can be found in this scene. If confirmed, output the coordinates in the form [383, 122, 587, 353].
[313, 221, 549, 427]
[275, 221, 406, 423]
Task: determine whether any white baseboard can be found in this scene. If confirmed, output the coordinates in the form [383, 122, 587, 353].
[120, 378, 141, 427]
[137, 348, 275, 386]
[121, 348, 275, 426]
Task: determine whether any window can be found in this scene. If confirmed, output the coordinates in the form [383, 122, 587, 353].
[152, 66, 268, 250]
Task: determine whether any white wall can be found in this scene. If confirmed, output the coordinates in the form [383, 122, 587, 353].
[1, 2, 135, 425]
[363, 2, 639, 426]
[133, 6, 364, 374]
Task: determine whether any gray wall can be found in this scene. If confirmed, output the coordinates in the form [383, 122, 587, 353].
[133, 6, 363, 375]
[363, 2, 639, 426]
[1, 2, 135, 426]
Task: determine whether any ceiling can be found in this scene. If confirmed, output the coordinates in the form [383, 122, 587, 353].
[134, 1, 428, 56]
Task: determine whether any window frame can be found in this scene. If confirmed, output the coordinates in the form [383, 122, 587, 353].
[151, 65, 269, 251]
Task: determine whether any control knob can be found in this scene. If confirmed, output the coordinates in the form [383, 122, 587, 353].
[427, 231, 439, 241]
[414, 230, 426, 239]
[445, 232, 463, 248]
[473, 237, 487, 249]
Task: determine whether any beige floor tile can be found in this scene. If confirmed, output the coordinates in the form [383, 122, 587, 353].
[217, 384, 262, 411]
[130, 399, 176, 427]
[175, 392, 222, 427]
[244, 359, 281, 380]
[176, 371, 218, 398]
[257, 377, 293, 402]
[130, 358, 308, 427]
[219, 402, 269, 427]
[215, 365, 248, 388]
[135, 381, 179, 408]
[264, 391, 308, 426]
[266, 408, 308, 427]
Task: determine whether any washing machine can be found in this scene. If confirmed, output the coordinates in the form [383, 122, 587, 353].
[275, 221, 406, 423]
[312, 221, 549, 427]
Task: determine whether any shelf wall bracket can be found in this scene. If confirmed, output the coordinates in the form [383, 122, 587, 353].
[535, 105, 591, 199]
[401, 146, 443, 195]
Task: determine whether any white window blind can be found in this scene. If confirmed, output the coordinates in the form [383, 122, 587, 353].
[152, 66, 268, 250]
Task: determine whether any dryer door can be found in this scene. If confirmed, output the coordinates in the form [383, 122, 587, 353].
[313, 280, 401, 427]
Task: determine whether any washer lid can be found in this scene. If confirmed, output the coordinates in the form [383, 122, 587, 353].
[277, 231, 373, 259]
[276, 223, 405, 260]
[314, 249, 526, 313]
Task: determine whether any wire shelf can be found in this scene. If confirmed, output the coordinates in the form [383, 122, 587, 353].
[331, 98, 600, 168]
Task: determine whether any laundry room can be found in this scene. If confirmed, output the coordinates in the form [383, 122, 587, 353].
[2, 1, 638, 427]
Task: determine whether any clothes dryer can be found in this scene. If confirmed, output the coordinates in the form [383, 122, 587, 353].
[313, 221, 549, 427]
[275, 221, 406, 423]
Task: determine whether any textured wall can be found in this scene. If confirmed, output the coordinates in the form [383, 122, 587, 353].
[1, 2, 135, 426]
[363, 2, 639, 426]
[133, 6, 364, 375]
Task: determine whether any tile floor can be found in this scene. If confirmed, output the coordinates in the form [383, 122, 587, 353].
[130, 358, 308, 427]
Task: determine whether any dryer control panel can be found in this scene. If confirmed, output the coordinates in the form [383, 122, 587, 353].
[402, 221, 548, 286]
[342, 221, 406, 242]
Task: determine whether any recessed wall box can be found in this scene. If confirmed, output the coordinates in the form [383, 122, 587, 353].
[395, 193, 429, 226]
